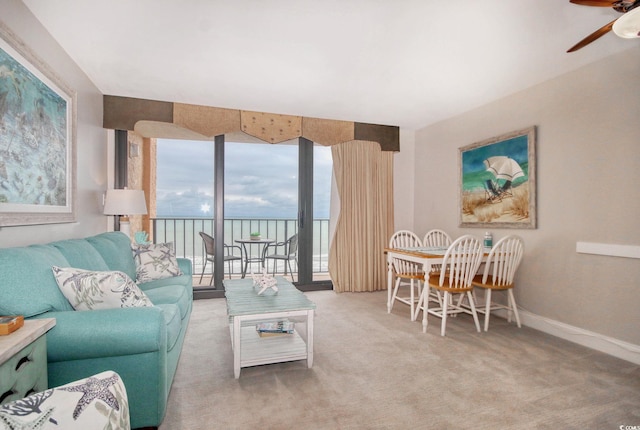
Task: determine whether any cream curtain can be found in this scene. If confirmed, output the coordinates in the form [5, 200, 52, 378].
[329, 141, 394, 292]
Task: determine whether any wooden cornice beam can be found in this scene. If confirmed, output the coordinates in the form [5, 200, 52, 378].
[103, 95, 399, 151]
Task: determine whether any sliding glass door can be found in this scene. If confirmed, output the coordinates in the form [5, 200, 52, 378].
[214, 136, 332, 290]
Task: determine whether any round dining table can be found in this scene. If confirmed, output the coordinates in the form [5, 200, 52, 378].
[234, 238, 275, 278]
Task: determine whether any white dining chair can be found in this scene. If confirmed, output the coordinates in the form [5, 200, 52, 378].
[422, 229, 452, 250]
[388, 230, 423, 320]
[416, 229, 453, 312]
[416, 234, 483, 336]
[469, 235, 524, 331]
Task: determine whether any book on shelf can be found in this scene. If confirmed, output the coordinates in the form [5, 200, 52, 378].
[0, 315, 24, 336]
[256, 320, 295, 335]
[258, 331, 292, 338]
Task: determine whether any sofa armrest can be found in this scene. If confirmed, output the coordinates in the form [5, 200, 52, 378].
[32, 307, 167, 363]
[177, 257, 192, 276]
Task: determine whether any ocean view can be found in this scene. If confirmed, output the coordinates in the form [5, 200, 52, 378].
[153, 216, 330, 276]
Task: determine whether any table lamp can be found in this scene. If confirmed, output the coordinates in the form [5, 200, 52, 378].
[103, 188, 148, 238]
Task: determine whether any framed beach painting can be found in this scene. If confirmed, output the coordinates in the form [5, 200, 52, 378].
[459, 126, 536, 229]
[0, 22, 76, 227]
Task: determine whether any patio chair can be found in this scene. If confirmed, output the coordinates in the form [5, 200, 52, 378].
[484, 179, 503, 202]
[263, 234, 298, 281]
[499, 180, 514, 197]
[199, 231, 243, 284]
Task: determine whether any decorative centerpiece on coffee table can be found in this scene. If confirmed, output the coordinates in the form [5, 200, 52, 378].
[251, 267, 278, 295]
[250, 232, 261, 240]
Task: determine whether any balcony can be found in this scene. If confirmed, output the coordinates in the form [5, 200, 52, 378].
[151, 217, 330, 288]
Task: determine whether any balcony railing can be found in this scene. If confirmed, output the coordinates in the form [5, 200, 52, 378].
[151, 217, 330, 278]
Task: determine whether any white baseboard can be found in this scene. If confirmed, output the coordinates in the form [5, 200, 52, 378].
[513, 309, 640, 365]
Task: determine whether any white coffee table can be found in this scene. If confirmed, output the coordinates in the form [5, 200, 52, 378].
[224, 277, 316, 378]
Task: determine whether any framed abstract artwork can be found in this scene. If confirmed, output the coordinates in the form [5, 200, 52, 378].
[0, 22, 76, 227]
[459, 126, 536, 229]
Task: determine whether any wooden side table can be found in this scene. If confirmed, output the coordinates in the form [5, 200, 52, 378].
[0, 318, 56, 405]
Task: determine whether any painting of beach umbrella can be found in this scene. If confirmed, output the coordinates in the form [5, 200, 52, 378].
[483, 156, 524, 182]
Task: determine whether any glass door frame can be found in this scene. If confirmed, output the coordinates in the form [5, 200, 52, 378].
[211, 135, 332, 292]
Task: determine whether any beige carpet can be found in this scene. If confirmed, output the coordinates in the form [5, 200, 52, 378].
[160, 290, 640, 429]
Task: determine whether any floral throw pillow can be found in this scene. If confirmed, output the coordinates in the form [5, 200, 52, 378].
[131, 242, 183, 283]
[0, 370, 130, 430]
[52, 266, 153, 311]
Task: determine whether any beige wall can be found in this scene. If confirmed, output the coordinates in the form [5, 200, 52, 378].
[393, 129, 416, 231]
[1, 1, 107, 247]
[409, 46, 640, 346]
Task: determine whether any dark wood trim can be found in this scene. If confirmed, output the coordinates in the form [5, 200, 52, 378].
[112, 130, 129, 231]
[354, 122, 400, 152]
[104, 96, 173, 130]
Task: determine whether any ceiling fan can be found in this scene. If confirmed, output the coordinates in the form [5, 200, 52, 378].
[567, 0, 640, 52]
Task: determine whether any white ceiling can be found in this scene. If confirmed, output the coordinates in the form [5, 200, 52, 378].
[22, 0, 636, 130]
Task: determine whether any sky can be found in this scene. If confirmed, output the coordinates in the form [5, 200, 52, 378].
[156, 139, 333, 219]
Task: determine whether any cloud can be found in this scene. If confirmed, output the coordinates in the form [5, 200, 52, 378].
[156, 139, 331, 219]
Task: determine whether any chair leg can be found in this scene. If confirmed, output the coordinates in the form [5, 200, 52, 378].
[467, 291, 481, 333]
[508, 289, 521, 328]
[409, 279, 415, 321]
[287, 260, 295, 282]
[199, 260, 207, 283]
[410, 280, 421, 321]
[441, 291, 449, 336]
[414, 287, 424, 322]
[422, 287, 430, 333]
[389, 277, 399, 313]
[431, 290, 443, 306]
[484, 289, 492, 332]
[242, 260, 248, 279]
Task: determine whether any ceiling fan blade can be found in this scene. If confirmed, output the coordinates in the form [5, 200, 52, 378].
[567, 19, 616, 52]
[569, 0, 618, 6]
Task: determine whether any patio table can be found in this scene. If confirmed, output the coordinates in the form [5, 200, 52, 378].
[235, 238, 275, 278]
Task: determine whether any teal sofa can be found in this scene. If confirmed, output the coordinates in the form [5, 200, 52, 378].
[0, 232, 192, 429]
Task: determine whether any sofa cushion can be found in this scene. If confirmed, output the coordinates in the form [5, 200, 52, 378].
[143, 284, 191, 320]
[0, 245, 74, 317]
[86, 232, 137, 281]
[132, 242, 183, 283]
[51, 239, 110, 271]
[155, 304, 182, 351]
[52, 266, 153, 311]
[139, 272, 192, 292]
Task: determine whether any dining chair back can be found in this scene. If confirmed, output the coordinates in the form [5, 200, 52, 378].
[416, 229, 453, 310]
[471, 234, 524, 331]
[388, 230, 423, 320]
[422, 229, 452, 248]
[416, 234, 483, 336]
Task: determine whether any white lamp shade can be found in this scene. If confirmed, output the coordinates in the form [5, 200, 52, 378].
[104, 189, 148, 216]
[613, 7, 640, 39]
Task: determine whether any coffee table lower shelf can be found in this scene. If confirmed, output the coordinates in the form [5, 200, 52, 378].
[229, 310, 314, 378]
[232, 326, 308, 367]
